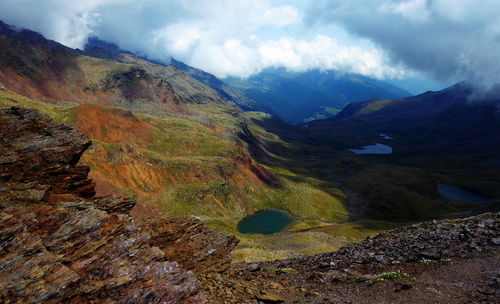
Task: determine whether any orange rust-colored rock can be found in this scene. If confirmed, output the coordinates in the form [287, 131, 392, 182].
[74, 104, 152, 144]
[233, 143, 278, 186]
[82, 144, 171, 198]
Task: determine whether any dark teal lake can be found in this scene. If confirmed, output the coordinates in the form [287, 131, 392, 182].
[237, 209, 293, 234]
[437, 184, 489, 203]
[348, 143, 393, 155]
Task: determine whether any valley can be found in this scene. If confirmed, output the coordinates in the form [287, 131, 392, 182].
[0, 19, 499, 267]
[1, 105, 497, 303]
[224, 67, 411, 123]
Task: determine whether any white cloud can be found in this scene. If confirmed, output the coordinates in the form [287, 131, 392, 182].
[0, 0, 120, 48]
[380, 0, 430, 23]
[0, 0, 404, 79]
[257, 35, 405, 79]
[259, 5, 301, 27]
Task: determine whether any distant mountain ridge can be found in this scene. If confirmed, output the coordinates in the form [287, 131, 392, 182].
[0, 21, 234, 117]
[323, 82, 500, 157]
[84, 37, 267, 113]
[84, 36, 411, 124]
[225, 67, 411, 123]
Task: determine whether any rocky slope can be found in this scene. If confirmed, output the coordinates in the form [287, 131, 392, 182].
[202, 213, 499, 303]
[0, 107, 238, 303]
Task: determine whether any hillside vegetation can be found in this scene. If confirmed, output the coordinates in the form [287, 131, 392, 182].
[1, 20, 497, 263]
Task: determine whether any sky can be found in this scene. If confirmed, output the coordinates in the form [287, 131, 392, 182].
[0, 0, 499, 93]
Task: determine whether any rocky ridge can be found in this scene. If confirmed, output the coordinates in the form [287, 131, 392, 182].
[0, 107, 237, 303]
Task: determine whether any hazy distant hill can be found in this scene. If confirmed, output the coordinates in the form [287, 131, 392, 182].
[313, 82, 500, 161]
[225, 67, 411, 123]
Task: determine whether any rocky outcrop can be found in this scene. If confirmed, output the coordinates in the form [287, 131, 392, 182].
[0, 204, 205, 303]
[0, 107, 237, 303]
[0, 107, 95, 202]
[138, 217, 239, 274]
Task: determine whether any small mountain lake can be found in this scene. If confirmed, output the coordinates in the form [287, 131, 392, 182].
[237, 209, 293, 234]
[379, 133, 394, 140]
[437, 184, 489, 203]
[348, 143, 393, 155]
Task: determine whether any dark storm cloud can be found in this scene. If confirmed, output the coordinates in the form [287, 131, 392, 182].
[306, 0, 500, 93]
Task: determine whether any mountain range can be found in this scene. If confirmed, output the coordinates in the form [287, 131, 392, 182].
[85, 36, 411, 124]
[0, 19, 499, 303]
[225, 67, 411, 123]
[2, 17, 499, 231]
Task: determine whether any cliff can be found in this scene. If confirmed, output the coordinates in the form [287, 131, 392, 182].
[0, 107, 238, 303]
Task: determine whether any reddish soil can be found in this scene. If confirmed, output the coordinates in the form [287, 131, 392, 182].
[75, 104, 151, 144]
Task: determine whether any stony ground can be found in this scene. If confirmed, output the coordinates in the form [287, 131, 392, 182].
[200, 213, 500, 303]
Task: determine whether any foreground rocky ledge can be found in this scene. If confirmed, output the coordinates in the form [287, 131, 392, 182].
[0, 107, 237, 303]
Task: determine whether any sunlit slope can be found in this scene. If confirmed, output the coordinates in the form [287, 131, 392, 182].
[0, 20, 227, 117]
[0, 86, 355, 261]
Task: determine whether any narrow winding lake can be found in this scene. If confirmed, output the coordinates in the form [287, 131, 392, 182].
[348, 143, 393, 155]
[237, 209, 293, 234]
[437, 184, 489, 203]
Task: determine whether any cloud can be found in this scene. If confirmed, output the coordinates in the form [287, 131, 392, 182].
[0, 0, 407, 79]
[0, 0, 115, 48]
[306, 0, 500, 93]
[257, 35, 405, 79]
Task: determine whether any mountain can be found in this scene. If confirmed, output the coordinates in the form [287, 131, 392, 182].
[1, 19, 500, 303]
[0, 21, 232, 116]
[334, 82, 500, 156]
[169, 58, 268, 112]
[225, 67, 411, 123]
[84, 37, 411, 124]
[0, 20, 365, 262]
[85, 37, 267, 112]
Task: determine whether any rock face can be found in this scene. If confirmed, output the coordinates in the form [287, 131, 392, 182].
[0, 107, 237, 303]
[0, 107, 95, 202]
[139, 217, 239, 274]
